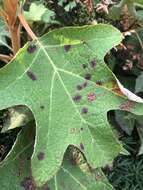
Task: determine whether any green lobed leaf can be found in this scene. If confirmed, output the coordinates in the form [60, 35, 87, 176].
[0, 124, 113, 189]
[48, 156, 113, 190]
[0, 24, 143, 186]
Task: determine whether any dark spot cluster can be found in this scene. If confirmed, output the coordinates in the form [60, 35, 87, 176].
[20, 177, 35, 190]
[72, 95, 82, 102]
[37, 152, 45, 161]
[87, 92, 96, 102]
[27, 70, 37, 81]
[64, 45, 71, 52]
[27, 45, 37, 54]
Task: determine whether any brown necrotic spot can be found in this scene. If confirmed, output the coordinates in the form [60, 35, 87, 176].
[83, 81, 87, 88]
[27, 44, 37, 54]
[119, 101, 135, 111]
[64, 45, 71, 52]
[87, 92, 96, 102]
[20, 177, 35, 190]
[90, 59, 96, 68]
[27, 70, 37, 81]
[96, 80, 103, 86]
[85, 73, 91, 80]
[72, 95, 82, 102]
[37, 152, 45, 160]
[77, 84, 83, 91]
[80, 143, 84, 150]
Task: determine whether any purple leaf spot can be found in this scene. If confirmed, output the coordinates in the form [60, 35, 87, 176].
[87, 92, 96, 102]
[90, 59, 96, 68]
[84, 73, 91, 80]
[37, 152, 45, 160]
[27, 45, 37, 54]
[20, 177, 35, 190]
[81, 107, 88, 114]
[80, 143, 84, 150]
[27, 70, 37, 81]
[64, 45, 71, 52]
[72, 95, 82, 102]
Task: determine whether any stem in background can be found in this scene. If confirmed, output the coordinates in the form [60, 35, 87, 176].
[18, 14, 37, 40]
[0, 54, 11, 62]
[9, 23, 21, 54]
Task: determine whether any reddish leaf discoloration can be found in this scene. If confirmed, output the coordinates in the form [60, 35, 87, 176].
[111, 80, 124, 96]
[87, 92, 96, 102]
[112, 87, 124, 96]
[119, 101, 135, 111]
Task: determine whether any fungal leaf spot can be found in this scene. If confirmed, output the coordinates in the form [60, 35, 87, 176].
[37, 152, 45, 160]
[20, 177, 35, 190]
[27, 44, 37, 54]
[90, 59, 96, 68]
[81, 107, 88, 114]
[72, 95, 82, 102]
[80, 143, 84, 150]
[85, 74, 91, 80]
[87, 92, 96, 102]
[27, 70, 37, 81]
[64, 45, 71, 52]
